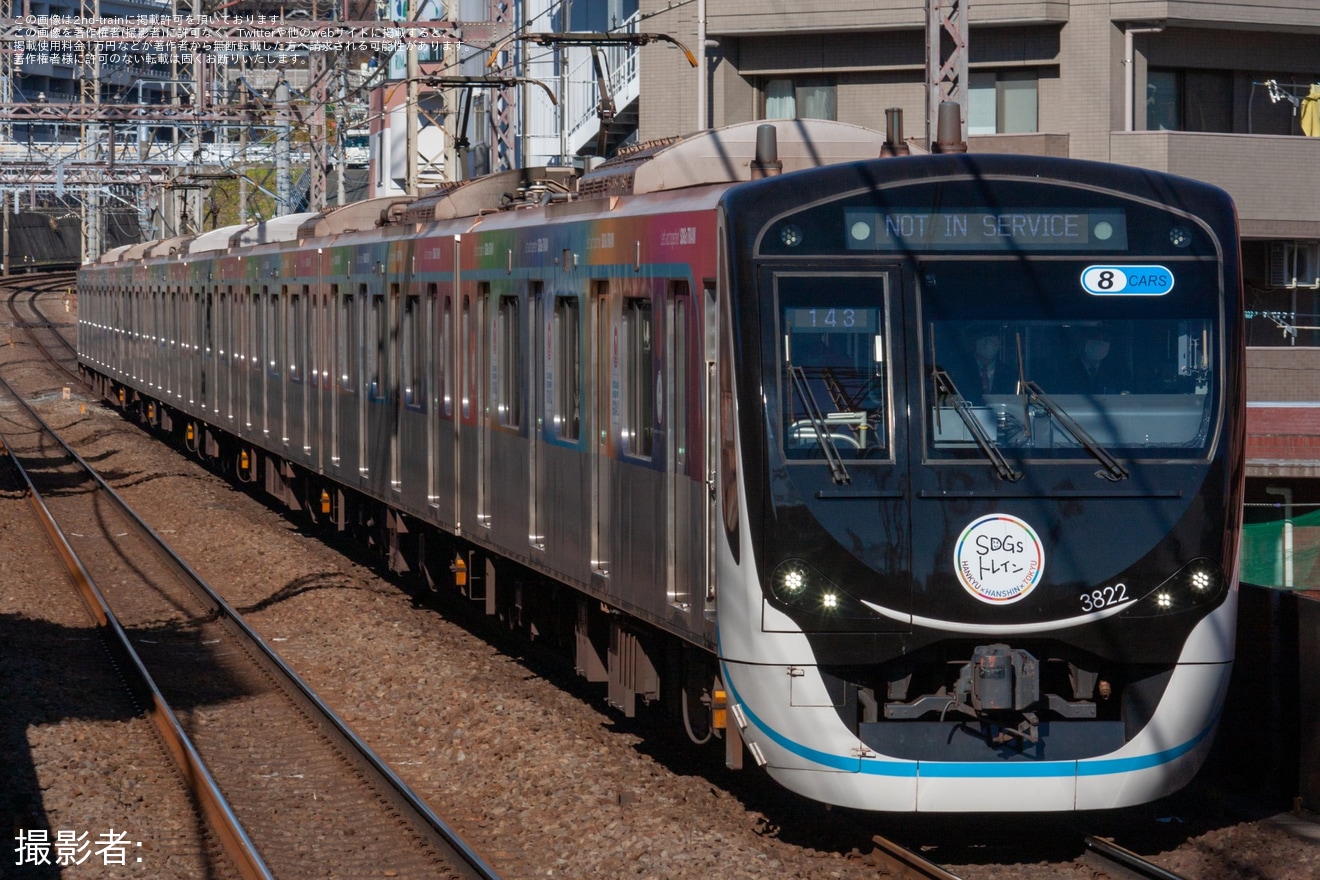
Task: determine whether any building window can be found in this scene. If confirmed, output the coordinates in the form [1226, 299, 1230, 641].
[969, 70, 1038, 135]
[764, 76, 836, 121]
[1147, 69, 1233, 132]
[1248, 241, 1320, 346]
[1246, 288, 1320, 347]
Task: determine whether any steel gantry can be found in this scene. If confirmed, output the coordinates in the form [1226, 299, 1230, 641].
[0, 11, 466, 262]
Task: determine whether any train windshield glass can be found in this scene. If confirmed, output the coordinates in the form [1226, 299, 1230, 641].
[777, 273, 889, 461]
[923, 259, 1220, 460]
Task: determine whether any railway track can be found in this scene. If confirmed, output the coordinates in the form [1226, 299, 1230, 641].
[6, 272, 81, 381]
[0, 345, 498, 876]
[866, 834, 966, 879]
[1082, 836, 1192, 880]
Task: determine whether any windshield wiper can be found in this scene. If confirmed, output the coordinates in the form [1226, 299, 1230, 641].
[789, 365, 851, 484]
[1011, 333, 1127, 482]
[1022, 381, 1129, 482]
[932, 366, 1022, 482]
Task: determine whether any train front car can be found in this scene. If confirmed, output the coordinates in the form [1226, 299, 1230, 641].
[715, 155, 1244, 812]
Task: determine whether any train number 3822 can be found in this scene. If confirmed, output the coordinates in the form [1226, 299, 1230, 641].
[1080, 583, 1129, 612]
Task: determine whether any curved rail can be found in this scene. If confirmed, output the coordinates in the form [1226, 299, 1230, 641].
[6, 274, 81, 382]
[0, 372, 274, 880]
[0, 346, 502, 878]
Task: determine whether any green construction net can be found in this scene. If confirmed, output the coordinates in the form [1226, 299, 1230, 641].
[1240, 506, 1320, 589]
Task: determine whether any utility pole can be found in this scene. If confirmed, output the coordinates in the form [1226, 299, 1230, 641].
[276, 76, 292, 215]
[406, 0, 420, 195]
[309, 51, 329, 211]
[926, 0, 968, 147]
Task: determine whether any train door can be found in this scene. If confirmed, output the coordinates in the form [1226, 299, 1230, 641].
[529, 282, 546, 550]
[666, 280, 695, 615]
[297, 285, 309, 458]
[204, 287, 214, 412]
[330, 284, 343, 470]
[476, 283, 491, 528]
[245, 286, 257, 434]
[445, 237, 462, 532]
[311, 285, 324, 469]
[424, 282, 439, 514]
[219, 288, 229, 422]
[590, 280, 610, 577]
[435, 288, 456, 531]
[703, 281, 718, 610]
[389, 281, 402, 491]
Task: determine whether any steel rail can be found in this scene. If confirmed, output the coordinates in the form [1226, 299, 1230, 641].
[6, 284, 81, 382]
[1085, 836, 1191, 880]
[869, 834, 966, 880]
[0, 354, 502, 880]
[0, 372, 275, 880]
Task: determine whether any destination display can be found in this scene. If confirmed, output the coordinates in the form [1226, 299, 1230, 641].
[845, 209, 1128, 252]
[786, 307, 878, 332]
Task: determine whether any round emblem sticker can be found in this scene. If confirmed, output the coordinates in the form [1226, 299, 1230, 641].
[955, 514, 1045, 605]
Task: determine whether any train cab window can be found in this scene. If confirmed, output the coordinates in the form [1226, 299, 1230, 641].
[922, 259, 1219, 461]
[623, 297, 655, 458]
[496, 295, 522, 428]
[777, 274, 889, 461]
[552, 296, 581, 440]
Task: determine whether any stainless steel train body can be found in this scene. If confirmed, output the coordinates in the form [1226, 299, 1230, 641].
[77, 119, 1245, 812]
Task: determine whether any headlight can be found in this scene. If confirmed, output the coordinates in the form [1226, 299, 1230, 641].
[1120, 558, 1227, 618]
[769, 560, 873, 618]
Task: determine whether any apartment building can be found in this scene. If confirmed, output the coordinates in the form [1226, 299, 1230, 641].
[631, 0, 1320, 587]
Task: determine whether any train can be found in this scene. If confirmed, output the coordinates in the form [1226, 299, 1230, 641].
[77, 116, 1245, 812]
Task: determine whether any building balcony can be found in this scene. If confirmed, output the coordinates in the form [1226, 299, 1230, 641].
[1110, 130, 1320, 239]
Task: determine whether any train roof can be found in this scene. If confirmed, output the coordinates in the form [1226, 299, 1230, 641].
[401, 167, 577, 224]
[95, 244, 134, 264]
[88, 120, 905, 264]
[190, 223, 250, 254]
[297, 197, 415, 238]
[577, 119, 893, 199]
[231, 213, 319, 248]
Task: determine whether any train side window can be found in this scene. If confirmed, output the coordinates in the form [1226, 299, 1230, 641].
[440, 293, 453, 418]
[461, 295, 472, 420]
[370, 291, 386, 400]
[403, 291, 424, 409]
[341, 290, 359, 395]
[289, 287, 303, 383]
[553, 296, 581, 440]
[267, 286, 280, 377]
[257, 285, 268, 374]
[497, 295, 522, 428]
[671, 284, 689, 469]
[623, 296, 654, 459]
